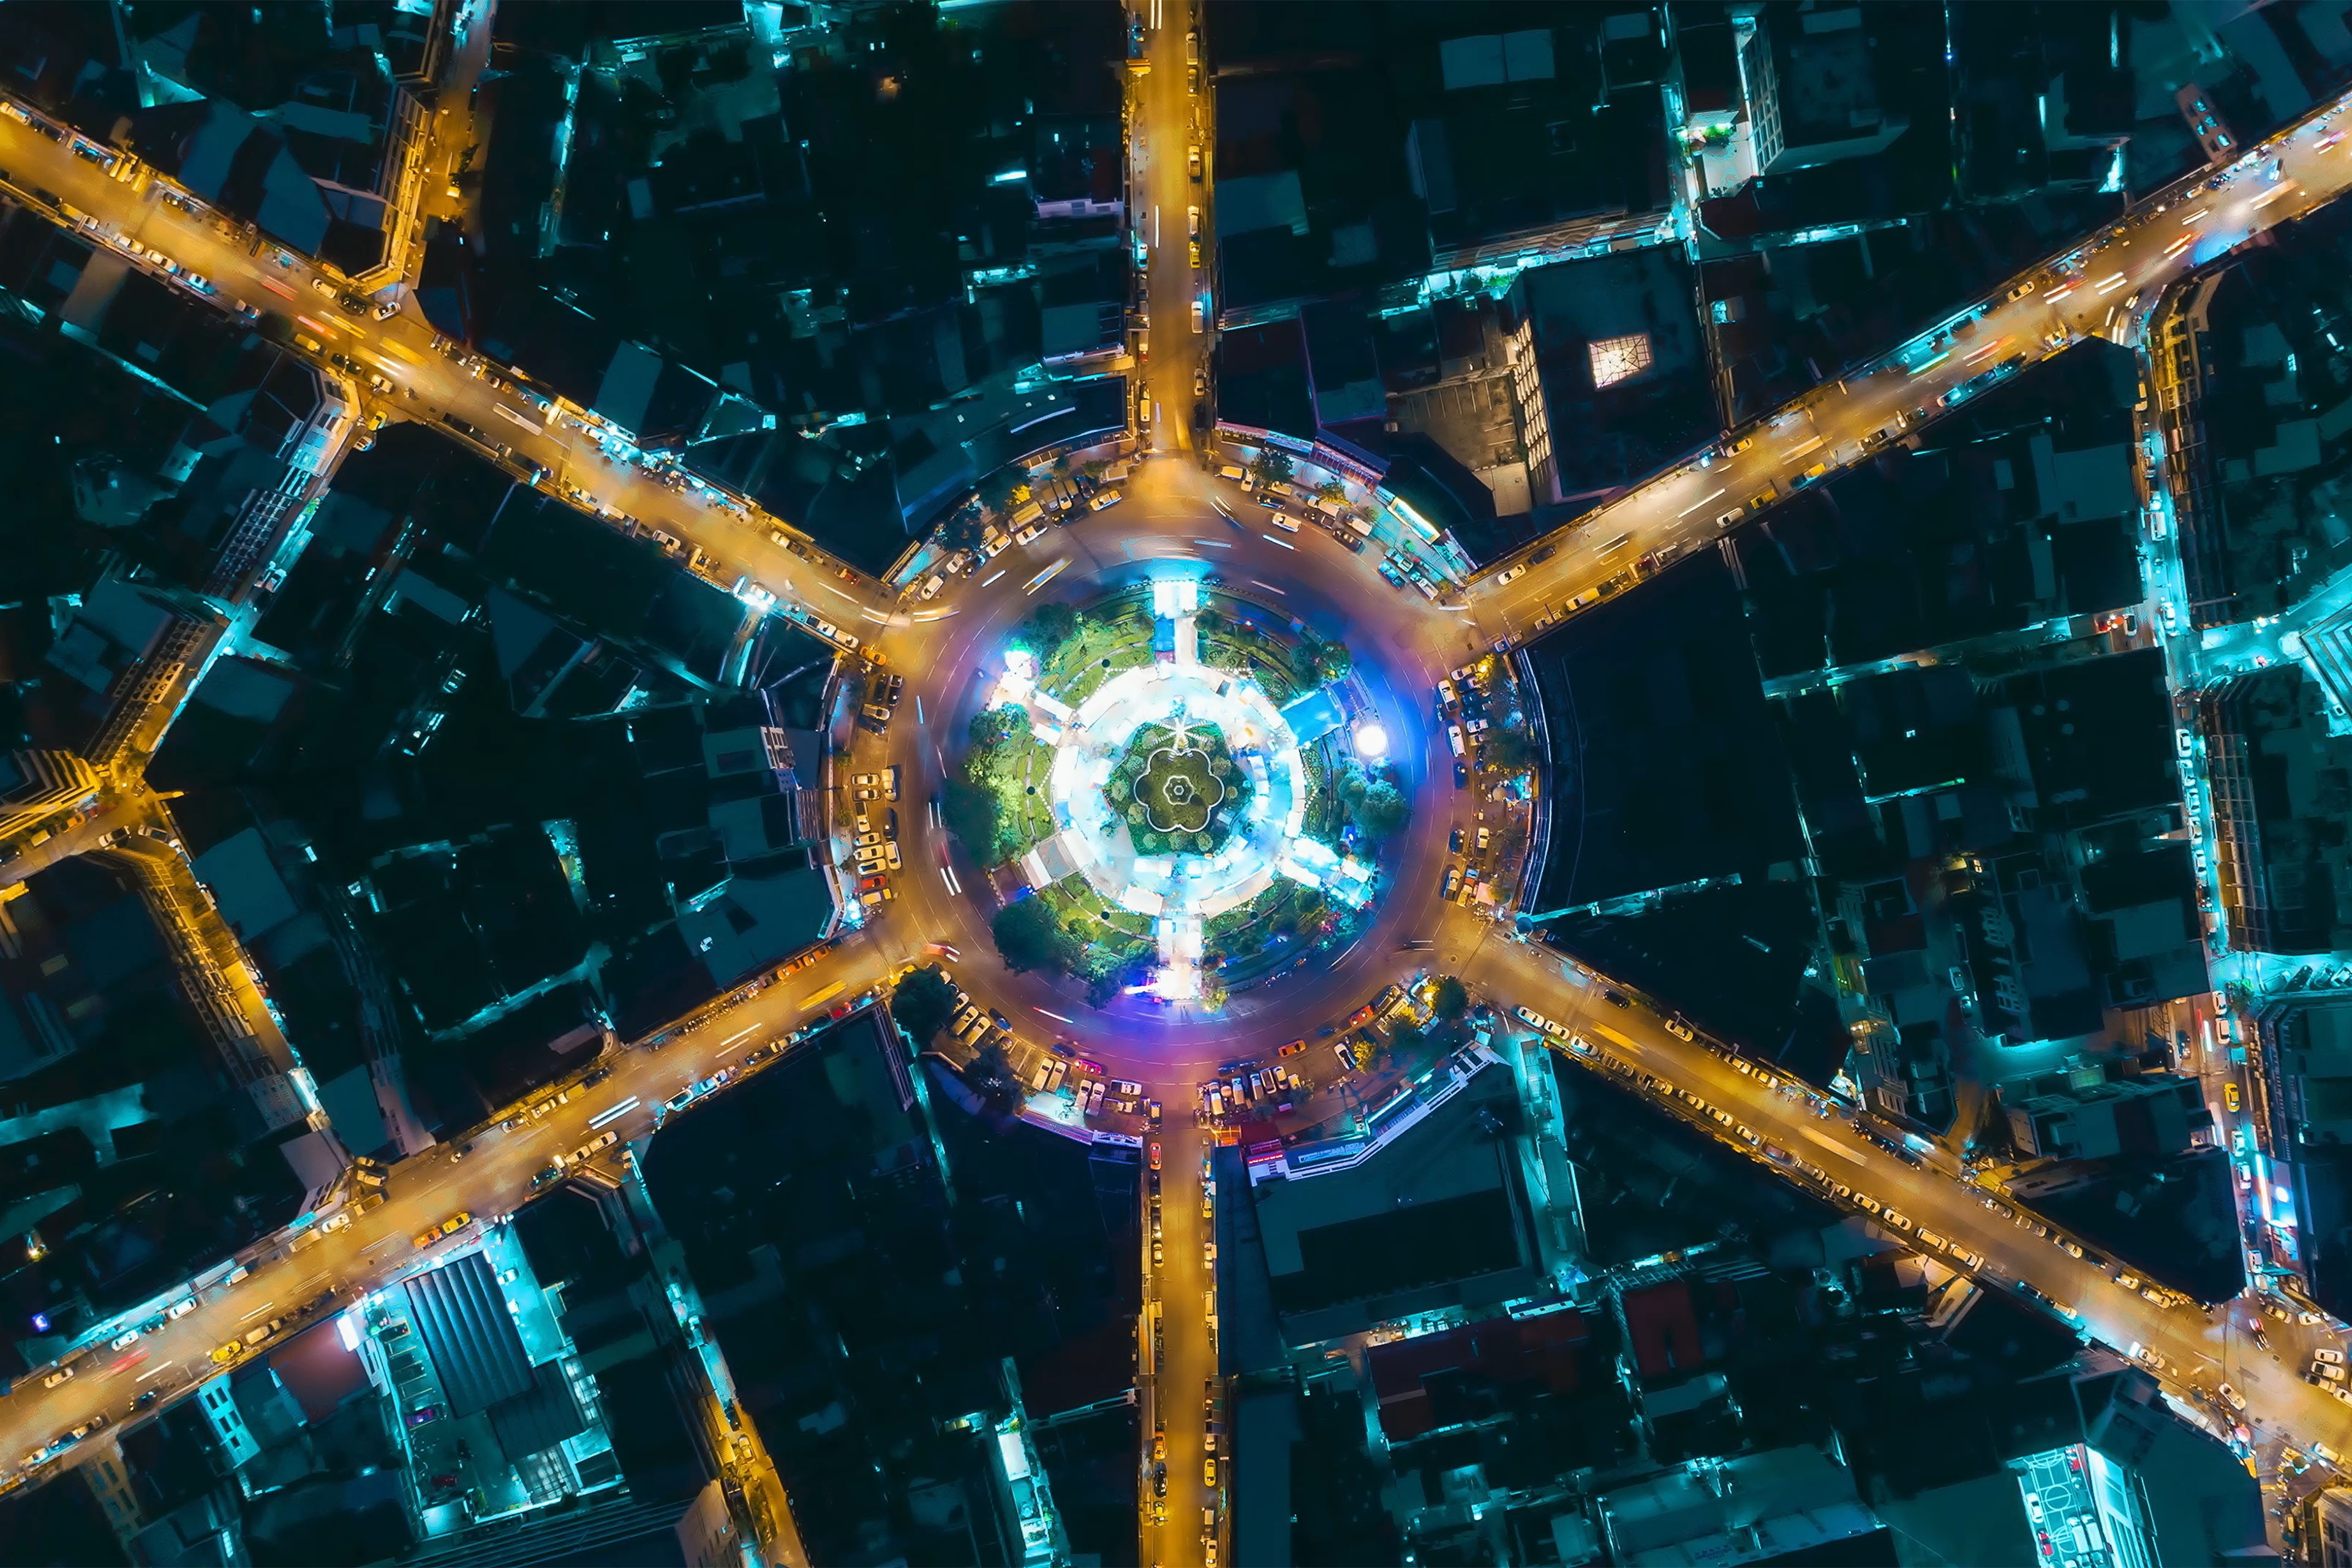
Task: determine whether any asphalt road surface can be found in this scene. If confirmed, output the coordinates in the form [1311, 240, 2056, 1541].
[4, 56, 2351, 1541]
[1458, 96, 2352, 652]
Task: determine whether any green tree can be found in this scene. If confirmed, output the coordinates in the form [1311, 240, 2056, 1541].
[1305, 638, 1352, 684]
[891, 966, 960, 1049]
[1315, 478, 1345, 505]
[993, 896, 1074, 975]
[1431, 975, 1469, 1022]
[942, 777, 1003, 862]
[964, 1038, 1021, 1114]
[968, 706, 1025, 752]
[1351, 780, 1409, 841]
[1248, 448, 1295, 488]
[1483, 730, 1537, 769]
[1194, 606, 1224, 638]
[1022, 602, 1079, 661]
[977, 468, 1022, 517]
[941, 507, 986, 551]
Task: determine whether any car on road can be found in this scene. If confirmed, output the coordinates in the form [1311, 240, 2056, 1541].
[1148, 1142, 1162, 1170]
[2224, 1082, 2241, 1112]
[413, 1211, 471, 1249]
[41, 1365, 74, 1389]
[1664, 1017, 1694, 1041]
[1496, 564, 1526, 586]
[108, 1330, 140, 1351]
[406, 1405, 444, 1427]
[2219, 1382, 2246, 1409]
[1453, 761, 1469, 789]
[1602, 989, 1632, 1008]
[2318, 1348, 2346, 1365]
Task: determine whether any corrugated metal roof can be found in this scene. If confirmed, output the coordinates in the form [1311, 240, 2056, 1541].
[402, 1251, 531, 1417]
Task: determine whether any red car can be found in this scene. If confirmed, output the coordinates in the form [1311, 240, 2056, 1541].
[1149, 1142, 1162, 1170]
[857, 873, 888, 894]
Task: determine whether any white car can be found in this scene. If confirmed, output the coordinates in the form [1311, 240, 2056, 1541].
[1496, 564, 1526, 586]
[2218, 1382, 2246, 1409]
[2316, 1348, 2346, 1365]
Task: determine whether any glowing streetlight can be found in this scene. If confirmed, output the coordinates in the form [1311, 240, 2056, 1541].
[1353, 722, 1389, 760]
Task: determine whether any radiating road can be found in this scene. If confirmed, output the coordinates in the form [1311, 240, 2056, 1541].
[1142, 1124, 1220, 1568]
[5, 48, 2352, 1537]
[1134, 0, 1210, 459]
[0, 925, 900, 1485]
[1458, 97, 2352, 653]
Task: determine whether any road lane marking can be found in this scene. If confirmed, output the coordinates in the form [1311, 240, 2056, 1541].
[1801, 1127, 1868, 1163]
[586, 1096, 640, 1130]
[236, 1300, 277, 1322]
[1676, 487, 1727, 516]
[382, 339, 421, 362]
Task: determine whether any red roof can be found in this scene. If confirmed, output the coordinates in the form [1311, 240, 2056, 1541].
[268, 1319, 369, 1423]
[1620, 1280, 1705, 1381]
[1366, 1310, 1589, 1442]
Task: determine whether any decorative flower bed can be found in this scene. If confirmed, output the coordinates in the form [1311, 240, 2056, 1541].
[1106, 720, 1251, 856]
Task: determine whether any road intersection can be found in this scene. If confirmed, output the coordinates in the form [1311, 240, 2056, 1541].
[3, 34, 2352, 1567]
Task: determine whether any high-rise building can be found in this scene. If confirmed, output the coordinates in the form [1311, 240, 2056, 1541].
[0, 750, 97, 843]
[1994, 1358, 2263, 1568]
[1736, 4, 1909, 176]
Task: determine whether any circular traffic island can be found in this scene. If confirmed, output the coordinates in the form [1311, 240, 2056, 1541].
[949, 581, 1393, 1009]
[1112, 720, 1245, 855]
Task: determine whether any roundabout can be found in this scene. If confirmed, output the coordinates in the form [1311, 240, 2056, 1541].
[851, 448, 1513, 1085]
[976, 575, 1383, 1003]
